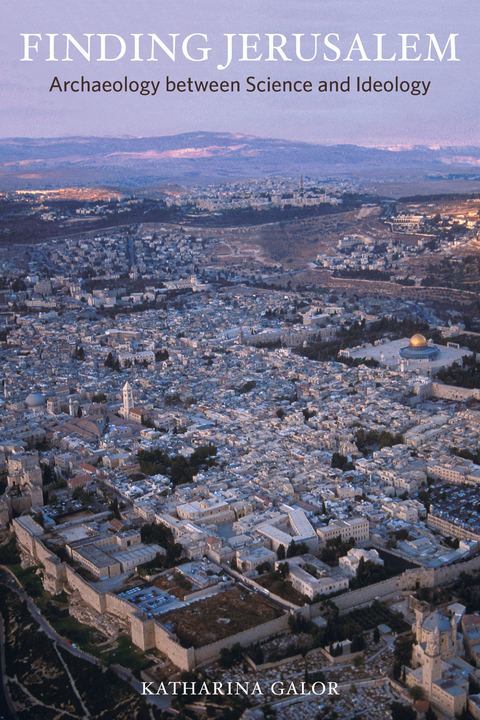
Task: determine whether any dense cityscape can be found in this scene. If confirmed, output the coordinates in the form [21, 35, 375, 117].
[2, 170, 480, 720]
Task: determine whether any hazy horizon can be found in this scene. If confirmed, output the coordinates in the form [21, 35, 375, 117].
[1, 0, 478, 148]
[0, 132, 479, 151]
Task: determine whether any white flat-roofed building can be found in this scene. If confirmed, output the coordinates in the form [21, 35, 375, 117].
[338, 548, 384, 578]
[257, 507, 318, 553]
[176, 498, 235, 525]
[236, 546, 276, 575]
[428, 461, 470, 484]
[317, 517, 369, 547]
[113, 543, 163, 573]
[284, 554, 348, 599]
[134, 500, 156, 524]
[72, 545, 121, 579]
[381, 500, 419, 523]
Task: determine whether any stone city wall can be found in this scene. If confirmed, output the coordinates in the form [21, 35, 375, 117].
[130, 614, 155, 652]
[13, 523, 68, 592]
[153, 621, 196, 670]
[64, 566, 106, 614]
[433, 554, 480, 584]
[104, 592, 139, 622]
[194, 614, 289, 668]
[34, 536, 59, 567]
[12, 519, 38, 557]
[431, 382, 480, 402]
[309, 566, 435, 616]
[43, 557, 67, 594]
[15, 516, 480, 672]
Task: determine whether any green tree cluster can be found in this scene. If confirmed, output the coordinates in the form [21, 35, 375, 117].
[236, 380, 257, 395]
[71, 345, 85, 361]
[286, 539, 309, 558]
[219, 642, 244, 668]
[355, 427, 403, 453]
[320, 535, 355, 567]
[137, 444, 217, 486]
[104, 351, 121, 372]
[294, 316, 429, 363]
[436, 355, 480, 389]
[331, 452, 355, 471]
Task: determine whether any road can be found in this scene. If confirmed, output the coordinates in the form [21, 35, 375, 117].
[0, 567, 173, 712]
[0, 610, 17, 720]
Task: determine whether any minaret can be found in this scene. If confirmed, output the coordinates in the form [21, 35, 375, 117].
[123, 381, 133, 416]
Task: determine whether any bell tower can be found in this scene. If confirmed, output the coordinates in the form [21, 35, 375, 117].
[123, 381, 133, 416]
[423, 627, 442, 691]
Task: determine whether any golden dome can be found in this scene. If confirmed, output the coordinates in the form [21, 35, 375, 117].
[410, 333, 427, 348]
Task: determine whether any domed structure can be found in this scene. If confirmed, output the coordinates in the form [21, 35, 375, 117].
[413, 608, 460, 664]
[400, 333, 439, 362]
[45, 389, 57, 398]
[422, 610, 452, 634]
[25, 392, 46, 409]
[410, 333, 427, 348]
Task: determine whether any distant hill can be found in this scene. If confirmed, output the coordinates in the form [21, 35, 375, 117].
[0, 132, 480, 189]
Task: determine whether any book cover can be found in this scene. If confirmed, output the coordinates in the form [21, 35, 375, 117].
[0, 2, 479, 720]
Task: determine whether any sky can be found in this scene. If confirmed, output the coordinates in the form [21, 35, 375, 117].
[1, 0, 478, 147]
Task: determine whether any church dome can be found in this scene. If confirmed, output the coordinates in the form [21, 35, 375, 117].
[410, 333, 427, 348]
[422, 610, 451, 633]
[25, 392, 46, 408]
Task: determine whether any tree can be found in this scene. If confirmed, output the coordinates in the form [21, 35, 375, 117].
[77, 406, 83, 418]
[72, 345, 85, 361]
[72, 487, 90, 502]
[276, 544, 286, 561]
[390, 702, 416, 720]
[41, 464, 54, 485]
[331, 452, 348, 469]
[373, 626, 380, 644]
[409, 685, 425, 702]
[287, 539, 297, 558]
[394, 634, 414, 669]
[109, 497, 121, 520]
[356, 555, 365, 579]
[350, 633, 365, 653]
[155, 348, 169, 362]
[219, 642, 243, 668]
[425, 707, 437, 720]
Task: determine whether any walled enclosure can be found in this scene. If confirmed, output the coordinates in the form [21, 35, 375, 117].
[13, 518, 480, 671]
